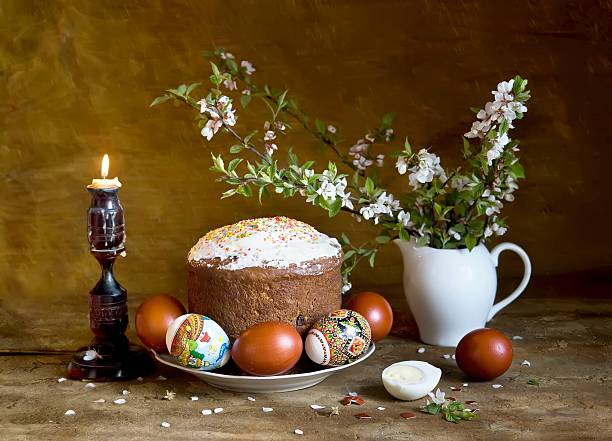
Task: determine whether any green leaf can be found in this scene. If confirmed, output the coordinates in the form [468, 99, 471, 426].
[209, 74, 221, 86]
[462, 137, 472, 157]
[177, 84, 187, 96]
[227, 158, 243, 172]
[229, 144, 244, 154]
[404, 137, 412, 154]
[368, 251, 377, 267]
[226, 58, 238, 73]
[244, 130, 258, 144]
[315, 118, 325, 134]
[328, 198, 342, 217]
[186, 83, 201, 95]
[398, 228, 410, 241]
[452, 223, 466, 234]
[365, 177, 375, 196]
[220, 188, 237, 199]
[277, 90, 288, 110]
[499, 119, 509, 135]
[424, 403, 441, 415]
[527, 378, 540, 386]
[236, 184, 253, 198]
[434, 203, 443, 217]
[469, 106, 481, 114]
[240, 93, 252, 108]
[376, 235, 391, 244]
[149, 95, 171, 107]
[510, 162, 525, 179]
[381, 112, 395, 128]
[340, 233, 351, 245]
[465, 234, 477, 250]
[258, 185, 268, 204]
[210, 62, 221, 77]
[416, 235, 429, 247]
[343, 250, 356, 260]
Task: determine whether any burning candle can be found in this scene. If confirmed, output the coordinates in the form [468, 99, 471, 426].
[88, 154, 122, 189]
[87, 154, 125, 253]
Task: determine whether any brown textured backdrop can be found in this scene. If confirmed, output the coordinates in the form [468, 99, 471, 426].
[1, 0, 611, 350]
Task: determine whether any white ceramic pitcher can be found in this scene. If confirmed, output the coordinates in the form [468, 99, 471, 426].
[395, 239, 531, 347]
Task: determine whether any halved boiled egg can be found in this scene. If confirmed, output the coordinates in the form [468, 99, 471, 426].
[381, 360, 442, 401]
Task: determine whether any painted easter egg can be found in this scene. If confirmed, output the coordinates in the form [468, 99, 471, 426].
[165, 314, 230, 371]
[305, 309, 371, 366]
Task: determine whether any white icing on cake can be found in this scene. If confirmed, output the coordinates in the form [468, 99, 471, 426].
[188, 216, 342, 271]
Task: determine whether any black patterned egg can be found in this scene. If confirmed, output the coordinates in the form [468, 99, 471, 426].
[305, 309, 371, 366]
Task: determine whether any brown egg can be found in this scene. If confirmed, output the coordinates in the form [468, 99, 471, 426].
[231, 321, 303, 376]
[345, 291, 393, 341]
[135, 294, 186, 352]
[455, 328, 513, 381]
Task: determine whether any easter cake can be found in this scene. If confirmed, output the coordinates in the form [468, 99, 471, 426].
[187, 216, 343, 339]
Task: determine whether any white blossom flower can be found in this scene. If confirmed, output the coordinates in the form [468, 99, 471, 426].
[464, 78, 527, 140]
[353, 156, 373, 171]
[359, 192, 400, 224]
[484, 226, 493, 238]
[376, 154, 384, 167]
[359, 205, 375, 221]
[342, 282, 352, 294]
[448, 227, 461, 240]
[427, 388, 446, 405]
[384, 128, 394, 142]
[201, 119, 222, 141]
[397, 210, 412, 227]
[365, 133, 375, 143]
[485, 196, 502, 216]
[341, 193, 354, 210]
[220, 51, 234, 60]
[491, 222, 507, 236]
[327, 125, 337, 134]
[348, 139, 372, 169]
[408, 149, 446, 189]
[275, 121, 286, 132]
[316, 180, 337, 202]
[222, 109, 236, 126]
[396, 156, 408, 175]
[242, 89, 251, 95]
[198, 96, 236, 141]
[464, 120, 491, 139]
[223, 77, 237, 91]
[304, 169, 314, 179]
[450, 175, 472, 191]
[264, 130, 276, 141]
[240, 60, 255, 75]
[265, 143, 278, 156]
[493, 79, 514, 102]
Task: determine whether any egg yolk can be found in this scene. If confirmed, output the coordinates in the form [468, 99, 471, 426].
[384, 365, 424, 384]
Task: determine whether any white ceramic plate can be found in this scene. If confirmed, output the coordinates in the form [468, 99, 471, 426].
[152, 343, 375, 393]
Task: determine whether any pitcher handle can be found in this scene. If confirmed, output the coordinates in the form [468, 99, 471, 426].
[487, 242, 532, 321]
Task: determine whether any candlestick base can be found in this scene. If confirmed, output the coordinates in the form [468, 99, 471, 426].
[67, 341, 154, 381]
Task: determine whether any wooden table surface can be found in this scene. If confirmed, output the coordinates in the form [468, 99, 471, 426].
[1, 289, 611, 441]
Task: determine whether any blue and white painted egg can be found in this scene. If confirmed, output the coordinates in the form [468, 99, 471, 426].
[165, 313, 230, 371]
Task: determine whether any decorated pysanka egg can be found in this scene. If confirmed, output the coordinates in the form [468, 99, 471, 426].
[165, 314, 230, 371]
[305, 309, 371, 366]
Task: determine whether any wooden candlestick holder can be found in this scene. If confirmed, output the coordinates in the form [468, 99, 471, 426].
[67, 187, 153, 381]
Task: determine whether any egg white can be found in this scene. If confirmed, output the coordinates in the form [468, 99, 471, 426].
[381, 360, 442, 401]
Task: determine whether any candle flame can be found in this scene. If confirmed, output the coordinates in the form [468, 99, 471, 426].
[101, 154, 109, 179]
